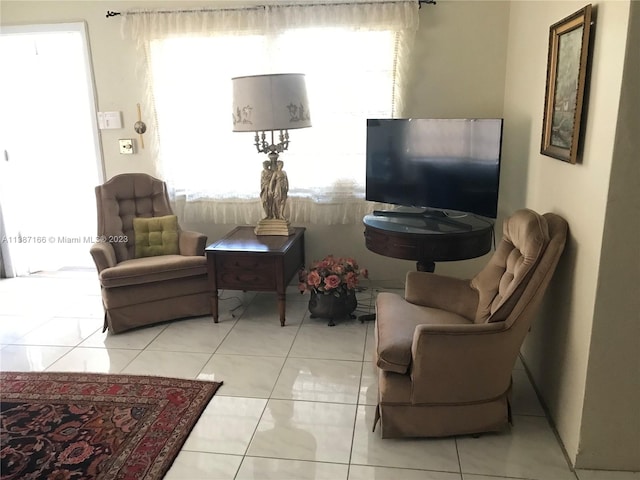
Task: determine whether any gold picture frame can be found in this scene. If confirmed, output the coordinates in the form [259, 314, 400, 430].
[541, 4, 593, 164]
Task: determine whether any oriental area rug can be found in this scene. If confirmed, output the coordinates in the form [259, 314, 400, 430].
[0, 371, 222, 480]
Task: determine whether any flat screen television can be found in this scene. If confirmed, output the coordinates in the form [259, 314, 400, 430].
[366, 118, 504, 218]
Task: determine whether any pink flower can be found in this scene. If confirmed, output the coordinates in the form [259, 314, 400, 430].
[345, 271, 358, 290]
[299, 255, 368, 294]
[324, 275, 341, 290]
[307, 270, 321, 288]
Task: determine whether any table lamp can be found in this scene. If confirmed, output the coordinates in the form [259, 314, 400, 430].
[232, 73, 311, 236]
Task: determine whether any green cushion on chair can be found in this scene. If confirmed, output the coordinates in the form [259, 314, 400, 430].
[133, 215, 179, 258]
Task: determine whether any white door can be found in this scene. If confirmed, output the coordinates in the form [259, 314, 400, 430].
[0, 23, 103, 275]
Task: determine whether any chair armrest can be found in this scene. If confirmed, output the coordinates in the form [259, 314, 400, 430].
[90, 241, 117, 273]
[179, 230, 207, 256]
[405, 271, 478, 320]
[410, 322, 517, 404]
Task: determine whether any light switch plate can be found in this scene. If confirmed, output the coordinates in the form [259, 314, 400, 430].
[119, 139, 134, 154]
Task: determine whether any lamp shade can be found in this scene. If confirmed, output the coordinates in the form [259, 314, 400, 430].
[232, 73, 311, 132]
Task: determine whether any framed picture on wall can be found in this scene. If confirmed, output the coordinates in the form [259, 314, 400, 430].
[541, 4, 593, 164]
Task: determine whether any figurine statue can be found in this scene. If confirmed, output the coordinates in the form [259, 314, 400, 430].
[270, 160, 289, 220]
[260, 160, 274, 219]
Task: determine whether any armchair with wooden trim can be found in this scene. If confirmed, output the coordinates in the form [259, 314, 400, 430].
[373, 209, 568, 438]
[90, 173, 211, 334]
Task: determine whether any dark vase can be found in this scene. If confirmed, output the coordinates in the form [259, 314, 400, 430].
[308, 290, 358, 326]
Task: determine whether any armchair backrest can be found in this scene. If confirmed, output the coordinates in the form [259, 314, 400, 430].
[471, 209, 567, 325]
[95, 173, 175, 262]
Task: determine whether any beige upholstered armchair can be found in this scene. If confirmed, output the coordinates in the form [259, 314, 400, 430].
[374, 209, 568, 438]
[90, 173, 211, 334]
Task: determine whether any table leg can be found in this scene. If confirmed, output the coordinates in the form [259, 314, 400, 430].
[211, 291, 219, 323]
[277, 292, 286, 326]
[416, 259, 436, 272]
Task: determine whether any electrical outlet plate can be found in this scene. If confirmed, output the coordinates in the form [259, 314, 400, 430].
[119, 139, 134, 155]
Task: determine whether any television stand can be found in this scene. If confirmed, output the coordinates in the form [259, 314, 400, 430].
[363, 212, 493, 273]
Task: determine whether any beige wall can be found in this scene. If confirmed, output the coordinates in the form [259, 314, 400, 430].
[578, 0, 640, 470]
[502, 0, 636, 470]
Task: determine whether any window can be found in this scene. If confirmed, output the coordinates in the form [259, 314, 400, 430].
[126, 3, 418, 224]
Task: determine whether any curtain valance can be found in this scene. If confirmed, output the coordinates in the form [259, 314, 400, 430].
[122, 2, 418, 42]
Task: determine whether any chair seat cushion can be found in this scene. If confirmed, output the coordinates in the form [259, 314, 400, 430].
[100, 255, 207, 288]
[376, 292, 472, 374]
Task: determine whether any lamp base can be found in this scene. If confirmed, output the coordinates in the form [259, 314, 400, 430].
[254, 218, 295, 236]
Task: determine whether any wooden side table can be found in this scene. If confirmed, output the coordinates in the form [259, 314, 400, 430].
[205, 226, 305, 326]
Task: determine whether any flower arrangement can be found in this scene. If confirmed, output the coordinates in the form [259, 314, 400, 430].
[299, 255, 368, 296]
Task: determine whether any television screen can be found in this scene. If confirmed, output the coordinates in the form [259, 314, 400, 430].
[366, 118, 503, 218]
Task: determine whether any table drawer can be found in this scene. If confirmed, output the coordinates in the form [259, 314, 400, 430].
[364, 230, 420, 261]
[218, 256, 274, 271]
[216, 255, 276, 290]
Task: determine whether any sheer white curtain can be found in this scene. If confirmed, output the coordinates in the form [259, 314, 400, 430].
[122, 2, 418, 224]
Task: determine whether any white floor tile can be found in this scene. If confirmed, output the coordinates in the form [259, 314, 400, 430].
[182, 396, 267, 455]
[576, 470, 640, 480]
[121, 350, 212, 379]
[12, 317, 101, 347]
[238, 293, 308, 327]
[215, 321, 300, 356]
[289, 322, 367, 361]
[0, 291, 67, 316]
[236, 457, 349, 480]
[0, 314, 52, 344]
[358, 361, 378, 406]
[46, 347, 139, 373]
[350, 405, 460, 472]
[271, 357, 362, 404]
[462, 475, 532, 480]
[247, 399, 357, 464]
[52, 294, 104, 319]
[456, 415, 576, 480]
[198, 354, 286, 397]
[79, 323, 167, 350]
[510, 368, 546, 416]
[214, 291, 252, 323]
[363, 321, 376, 363]
[164, 451, 242, 480]
[145, 316, 234, 353]
[0, 345, 72, 371]
[349, 465, 462, 480]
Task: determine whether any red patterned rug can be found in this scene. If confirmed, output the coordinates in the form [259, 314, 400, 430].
[0, 371, 222, 480]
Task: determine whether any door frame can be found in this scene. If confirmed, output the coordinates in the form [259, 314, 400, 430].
[1, 22, 105, 182]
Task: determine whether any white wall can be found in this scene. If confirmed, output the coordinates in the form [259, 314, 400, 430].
[502, 0, 636, 469]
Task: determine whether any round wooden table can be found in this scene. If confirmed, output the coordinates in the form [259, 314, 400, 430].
[363, 211, 494, 272]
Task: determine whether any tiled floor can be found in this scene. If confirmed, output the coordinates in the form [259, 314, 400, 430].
[0, 268, 638, 480]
